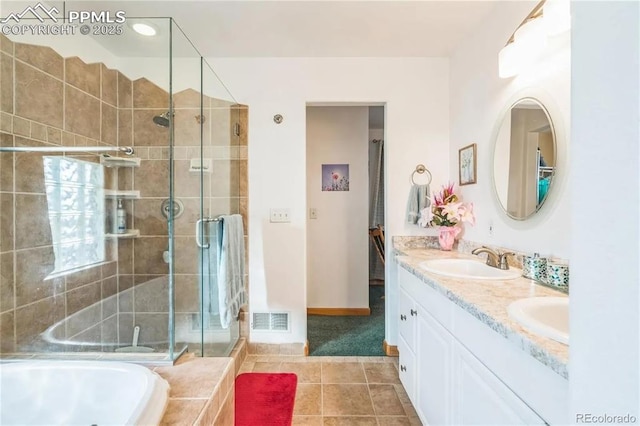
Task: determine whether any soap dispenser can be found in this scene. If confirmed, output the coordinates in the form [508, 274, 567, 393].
[116, 199, 127, 234]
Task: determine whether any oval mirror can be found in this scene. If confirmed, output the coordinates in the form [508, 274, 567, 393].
[492, 98, 556, 220]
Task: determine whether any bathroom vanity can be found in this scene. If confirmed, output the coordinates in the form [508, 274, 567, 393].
[395, 247, 568, 425]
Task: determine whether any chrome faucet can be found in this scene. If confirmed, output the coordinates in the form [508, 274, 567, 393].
[471, 246, 514, 270]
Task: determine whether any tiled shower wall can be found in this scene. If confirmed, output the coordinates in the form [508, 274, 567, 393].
[0, 34, 122, 352]
[0, 33, 249, 353]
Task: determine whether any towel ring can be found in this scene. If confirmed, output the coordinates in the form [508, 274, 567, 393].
[411, 164, 432, 185]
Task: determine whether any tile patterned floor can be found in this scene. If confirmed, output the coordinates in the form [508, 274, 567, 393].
[239, 355, 422, 425]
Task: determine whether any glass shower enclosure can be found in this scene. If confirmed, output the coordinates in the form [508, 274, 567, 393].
[0, 16, 245, 362]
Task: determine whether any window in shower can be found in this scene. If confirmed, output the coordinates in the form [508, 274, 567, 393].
[43, 156, 106, 275]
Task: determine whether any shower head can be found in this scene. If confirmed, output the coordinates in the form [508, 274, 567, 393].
[153, 111, 171, 128]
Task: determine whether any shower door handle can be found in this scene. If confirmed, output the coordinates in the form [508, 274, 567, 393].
[196, 219, 210, 249]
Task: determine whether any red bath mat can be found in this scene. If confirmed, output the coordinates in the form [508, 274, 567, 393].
[235, 372, 298, 426]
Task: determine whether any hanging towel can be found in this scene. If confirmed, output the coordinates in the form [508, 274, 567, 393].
[406, 184, 431, 224]
[217, 214, 248, 329]
[200, 219, 222, 329]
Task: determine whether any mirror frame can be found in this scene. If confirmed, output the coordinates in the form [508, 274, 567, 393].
[491, 96, 558, 221]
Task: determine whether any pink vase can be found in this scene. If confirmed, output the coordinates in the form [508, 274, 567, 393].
[438, 227, 461, 251]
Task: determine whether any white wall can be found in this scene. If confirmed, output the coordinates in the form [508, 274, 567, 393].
[449, 1, 571, 258]
[306, 106, 369, 309]
[570, 1, 639, 420]
[208, 57, 449, 343]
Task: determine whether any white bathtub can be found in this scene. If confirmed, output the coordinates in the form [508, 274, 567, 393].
[0, 361, 170, 425]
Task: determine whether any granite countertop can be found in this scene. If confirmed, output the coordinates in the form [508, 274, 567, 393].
[394, 241, 569, 380]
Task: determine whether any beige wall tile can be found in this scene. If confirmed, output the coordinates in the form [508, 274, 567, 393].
[46, 127, 61, 144]
[133, 109, 170, 146]
[12, 116, 29, 137]
[175, 274, 199, 313]
[102, 261, 117, 278]
[0, 193, 13, 252]
[174, 89, 201, 109]
[0, 252, 14, 313]
[155, 357, 232, 398]
[66, 302, 101, 337]
[209, 160, 239, 197]
[0, 34, 14, 55]
[66, 282, 101, 315]
[14, 194, 52, 249]
[173, 198, 198, 236]
[118, 109, 133, 146]
[174, 236, 198, 275]
[117, 72, 132, 108]
[160, 399, 205, 426]
[0, 53, 13, 113]
[65, 85, 100, 140]
[65, 57, 100, 98]
[213, 388, 234, 426]
[134, 277, 168, 312]
[239, 160, 247, 197]
[15, 294, 64, 347]
[65, 264, 101, 291]
[133, 78, 169, 109]
[0, 112, 12, 133]
[14, 246, 61, 307]
[134, 160, 170, 197]
[134, 198, 168, 236]
[174, 109, 209, 146]
[0, 133, 13, 192]
[14, 62, 63, 127]
[174, 160, 200, 198]
[133, 237, 169, 275]
[117, 240, 134, 275]
[134, 313, 169, 343]
[14, 43, 63, 79]
[14, 137, 46, 193]
[30, 122, 47, 141]
[101, 65, 117, 106]
[0, 311, 15, 353]
[101, 102, 117, 145]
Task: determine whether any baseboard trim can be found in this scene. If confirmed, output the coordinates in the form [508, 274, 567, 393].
[307, 307, 371, 316]
[304, 340, 309, 356]
[383, 340, 399, 357]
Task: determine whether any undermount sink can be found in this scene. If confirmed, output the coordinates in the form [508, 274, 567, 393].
[508, 297, 569, 344]
[418, 258, 521, 280]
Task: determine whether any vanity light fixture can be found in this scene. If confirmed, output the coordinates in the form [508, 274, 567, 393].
[131, 22, 157, 36]
[498, 0, 571, 79]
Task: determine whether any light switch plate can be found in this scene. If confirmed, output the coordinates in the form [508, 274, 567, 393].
[270, 208, 291, 223]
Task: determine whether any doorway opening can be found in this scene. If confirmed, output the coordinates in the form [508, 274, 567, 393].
[305, 104, 386, 356]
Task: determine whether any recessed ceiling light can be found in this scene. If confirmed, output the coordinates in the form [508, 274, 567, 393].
[131, 22, 157, 37]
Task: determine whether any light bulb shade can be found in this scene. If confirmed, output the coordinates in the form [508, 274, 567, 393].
[131, 22, 157, 36]
[544, 0, 571, 36]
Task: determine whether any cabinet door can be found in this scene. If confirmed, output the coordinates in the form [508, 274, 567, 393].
[454, 343, 546, 425]
[398, 336, 416, 402]
[416, 307, 453, 425]
[398, 286, 416, 351]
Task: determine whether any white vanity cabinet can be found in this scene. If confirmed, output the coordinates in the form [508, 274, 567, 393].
[397, 266, 565, 425]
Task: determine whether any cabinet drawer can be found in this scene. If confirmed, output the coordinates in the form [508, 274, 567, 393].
[398, 286, 416, 350]
[399, 266, 453, 330]
[398, 336, 416, 402]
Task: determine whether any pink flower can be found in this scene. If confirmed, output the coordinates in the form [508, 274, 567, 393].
[458, 203, 476, 226]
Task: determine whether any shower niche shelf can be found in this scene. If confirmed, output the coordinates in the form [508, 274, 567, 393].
[106, 229, 140, 239]
[105, 189, 140, 199]
[101, 156, 140, 168]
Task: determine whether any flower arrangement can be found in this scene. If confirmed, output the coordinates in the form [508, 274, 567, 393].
[418, 183, 475, 228]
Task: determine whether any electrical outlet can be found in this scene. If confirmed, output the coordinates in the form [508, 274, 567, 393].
[309, 208, 318, 219]
[270, 208, 291, 223]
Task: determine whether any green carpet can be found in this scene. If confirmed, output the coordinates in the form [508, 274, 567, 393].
[307, 286, 385, 356]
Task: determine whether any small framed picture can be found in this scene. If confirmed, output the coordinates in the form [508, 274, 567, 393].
[458, 143, 477, 185]
[322, 164, 349, 191]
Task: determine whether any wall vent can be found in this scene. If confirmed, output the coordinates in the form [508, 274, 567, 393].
[252, 312, 290, 332]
